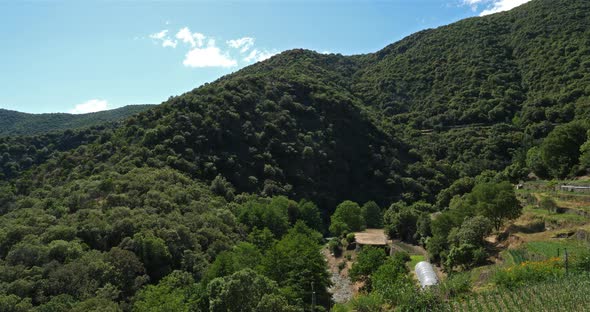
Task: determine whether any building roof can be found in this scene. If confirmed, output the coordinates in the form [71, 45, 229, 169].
[353, 229, 388, 245]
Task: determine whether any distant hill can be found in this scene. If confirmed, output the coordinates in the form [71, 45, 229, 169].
[0, 104, 154, 136]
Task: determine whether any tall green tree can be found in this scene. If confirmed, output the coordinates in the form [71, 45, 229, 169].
[208, 269, 297, 312]
[203, 242, 263, 283]
[383, 203, 419, 243]
[580, 130, 590, 170]
[362, 201, 383, 228]
[133, 271, 202, 312]
[349, 246, 387, 289]
[261, 223, 331, 307]
[330, 200, 365, 236]
[466, 181, 521, 231]
[540, 122, 588, 178]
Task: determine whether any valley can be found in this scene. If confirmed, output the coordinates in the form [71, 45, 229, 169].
[0, 0, 589, 311]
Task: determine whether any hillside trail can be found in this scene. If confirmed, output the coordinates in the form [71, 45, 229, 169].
[322, 247, 355, 304]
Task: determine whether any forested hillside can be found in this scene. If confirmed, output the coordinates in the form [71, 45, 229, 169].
[0, 0, 589, 310]
[0, 105, 153, 137]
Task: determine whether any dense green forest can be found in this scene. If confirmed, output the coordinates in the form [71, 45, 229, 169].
[1, 0, 590, 310]
[0, 105, 153, 137]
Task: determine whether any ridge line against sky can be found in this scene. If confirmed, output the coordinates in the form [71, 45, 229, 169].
[0, 0, 530, 115]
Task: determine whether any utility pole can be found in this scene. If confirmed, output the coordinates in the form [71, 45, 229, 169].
[311, 282, 316, 312]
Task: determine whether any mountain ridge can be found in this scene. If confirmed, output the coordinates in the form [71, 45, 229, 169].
[0, 104, 155, 136]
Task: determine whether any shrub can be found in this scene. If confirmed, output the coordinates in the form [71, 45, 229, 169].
[331, 304, 351, 312]
[345, 233, 356, 244]
[493, 257, 564, 289]
[350, 293, 384, 312]
[539, 196, 557, 213]
[328, 239, 342, 257]
[349, 247, 387, 283]
[338, 261, 346, 272]
[445, 244, 487, 271]
[438, 272, 472, 299]
[572, 249, 590, 272]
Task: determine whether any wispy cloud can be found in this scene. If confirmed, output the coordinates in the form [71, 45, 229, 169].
[183, 39, 237, 68]
[462, 0, 532, 16]
[149, 29, 177, 48]
[69, 99, 109, 114]
[162, 39, 177, 48]
[243, 49, 277, 63]
[147, 27, 278, 68]
[176, 27, 206, 48]
[479, 0, 531, 15]
[149, 30, 168, 40]
[227, 37, 255, 53]
[227, 37, 277, 63]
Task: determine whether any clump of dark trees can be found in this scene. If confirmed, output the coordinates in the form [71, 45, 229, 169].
[0, 168, 331, 311]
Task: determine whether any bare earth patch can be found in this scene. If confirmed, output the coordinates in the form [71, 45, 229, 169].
[354, 228, 388, 246]
[322, 247, 355, 303]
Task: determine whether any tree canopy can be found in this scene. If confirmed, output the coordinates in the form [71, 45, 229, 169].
[0, 0, 589, 309]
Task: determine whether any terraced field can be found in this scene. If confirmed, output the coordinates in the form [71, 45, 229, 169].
[445, 274, 590, 312]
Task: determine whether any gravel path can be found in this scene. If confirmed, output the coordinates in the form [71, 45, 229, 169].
[328, 270, 354, 303]
[323, 248, 355, 304]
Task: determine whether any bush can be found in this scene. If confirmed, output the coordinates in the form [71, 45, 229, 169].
[328, 239, 342, 257]
[493, 258, 564, 289]
[572, 249, 590, 272]
[438, 272, 472, 299]
[349, 247, 387, 283]
[338, 261, 346, 272]
[392, 251, 410, 263]
[539, 196, 557, 213]
[331, 304, 351, 312]
[350, 293, 384, 312]
[445, 244, 487, 271]
[345, 233, 356, 244]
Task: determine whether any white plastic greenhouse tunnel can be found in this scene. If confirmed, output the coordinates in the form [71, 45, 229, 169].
[415, 261, 439, 288]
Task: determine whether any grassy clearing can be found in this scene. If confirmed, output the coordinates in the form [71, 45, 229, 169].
[502, 249, 528, 265]
[408, 254, 425, 270]
[501, 240, 589, 266]
[524, 240, 588, 258]
[522, 206, 586, 224]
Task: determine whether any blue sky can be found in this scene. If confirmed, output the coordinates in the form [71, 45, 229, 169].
[0, 0, 531, 114]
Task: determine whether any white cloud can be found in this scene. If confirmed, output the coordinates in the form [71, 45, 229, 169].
[479, 0, 531, 15]
[463, 0, 486, 5]
[462, 0, 532, 16]
[149, 30, 168, 40]
[176, 27, 206, 47]
[149, 29, 177, 48]
[176, 27, 195, 46]
[162, 39, 177, 48]
[244, 49, 277, 63]
[194, 33, 206, 47]
[227, 37, 255, 53]
[183, 46, 237, 68]
[147, 26, 278, 68]
[69, 99, 109, 114]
